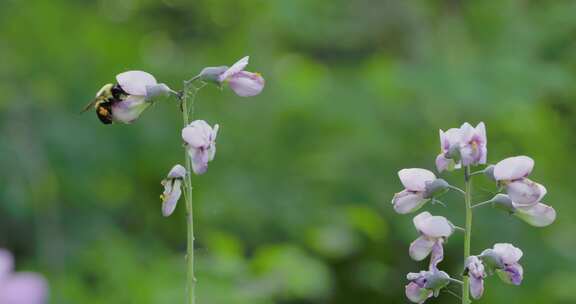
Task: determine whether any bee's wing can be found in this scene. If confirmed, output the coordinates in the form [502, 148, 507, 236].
[80, 98, 100, 113]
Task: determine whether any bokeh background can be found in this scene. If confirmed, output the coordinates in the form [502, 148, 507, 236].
[1, 0, 575, 303]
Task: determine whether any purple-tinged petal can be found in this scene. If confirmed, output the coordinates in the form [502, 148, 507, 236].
[405, 282, 432, 303]
[492, 243, 523, 264]
[189, 148, 210, 175]
[493, 156, 534, 181]
[0, 249, 14, 279]
[440, 128, 462, 153]
[465, 256, 486, 300]
[228, 71, 265, 97]
[392, 191, 428, 214]
[497, 263, 524, 285]
[507, 179, 544, 207]
[218, 56, 249, 82]
[409, 236, 435, 261]
[429, 240, 444, 269]
[166, 164, 186, 179]
[0, 272, 49, 304]
[145, 83, 172, 100]
[514, 203, 556, 227]
[398, 168, 437, 192]
[413, 212, 453, 238]
[116, 70, 158, 96]
[182, 120, 216, 149]
[161, 179, 182, 217]
[111, 95, 150, 124]
[435, 154, 452, 173]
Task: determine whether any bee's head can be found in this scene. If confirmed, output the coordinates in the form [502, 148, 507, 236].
[95, 83, 115, 99]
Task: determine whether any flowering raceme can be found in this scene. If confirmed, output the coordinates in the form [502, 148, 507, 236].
[0, 249, 48, 304]
[436, 122, 486, 172]
[182, 120, 219, 175]
[391, 121, 555, 303]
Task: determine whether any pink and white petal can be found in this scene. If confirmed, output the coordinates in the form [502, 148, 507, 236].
[392, 191, 428, 214]
[0, 272, 48, 304]
[414, 213, 453, 238]
[116, 70, 157, 96]
[409, 236, 435, 261]
[218, 56, 249, 82]
[493, 156, 534, 181]
[429, 240, 444, 269]
[435, 154, 451, 173]
[228, 71, 265, 97]
[182, 120, 212, 148]
[507, 179, 542, 207]
[111, 95, 150, 124]
[469, 276, 484, 300]
[459, 122, 475, 143]
[162, 179, 182, 217]
[405, 282, 432, 304]
[398, 168, 437, 192]
[514, 203, 556, 227]
[475, 122, 487, 144]
[189, 148, 210, 175]
[493, 243, 523, 264]
[167, 164, 186, 179]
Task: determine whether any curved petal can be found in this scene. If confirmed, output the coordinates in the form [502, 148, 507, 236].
[507, 179, 543, 207]
[492, 243, 523, 264]
[435, 154, 452, 173]
[188, 147, 210, 175]
[392, 191, 428, 214]
[429, 240, 444, 269]
[116, 71, 157, 96]
[161, 179, 182, 217]
[413, 212, 453, 238]
[441, 128, 462, 152]
[514, 203, 556, 227]
[182, 120, 213, 148]
[218, 56, 249, 82]
[409, 236, 435, 261]
[111, 95, 150, 124]
[0, 272, 49, 304]
[0, 249, 14, 280]
[459, 122, 475, 143]
[469, 276, 484, 300]
[166, 164, 186, 179]
[493, 156, 534, 181]
[497, 263, 523, 285]
[398, 168, 437, 192]
[405, 282, 432, 304]
[228, 71, 265, 97]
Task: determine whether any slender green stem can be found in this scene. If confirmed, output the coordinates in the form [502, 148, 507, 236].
[471, 200, 492, 209]
[470, 170, 484, 176]
[449, 277, 464, 285]
[448, 185, 466, 196]
[462, 166, 472, 304]
[181, 82, 198, 304]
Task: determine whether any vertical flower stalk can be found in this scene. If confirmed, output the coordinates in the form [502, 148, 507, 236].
[462, 166, 472, 304]
[180, 80, 198, 304]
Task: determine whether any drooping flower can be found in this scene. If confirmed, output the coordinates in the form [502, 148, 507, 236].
[490, 193, 556, 227]
[0, 249, 48, 304]
[198, 56, 265, 97]
[480, 243, 524, 285]
[182, 120, 219, 175]
[435, 122, 487, 172]
[409, 212, 454, 269]
[405, 269, 451, 303]
[160, 164, 187, 217]
[465, 256, 487, 300]
[88, 71, 173, 124]
[493, 156, 546, 207]
[217, 56, 265, 97]
[391, 168, 447, 214]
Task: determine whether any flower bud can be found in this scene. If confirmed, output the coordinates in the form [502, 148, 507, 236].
[424, 178, 449, 199]
[484, 165, 496, 181]
[197, 66, 228, 84]
[490, 194, 515, 213]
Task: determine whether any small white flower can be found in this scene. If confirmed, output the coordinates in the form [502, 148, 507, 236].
[182, 120, 219, 175]
[160, 164, 187, 217]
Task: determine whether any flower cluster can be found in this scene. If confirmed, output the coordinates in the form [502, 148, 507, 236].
[392, 122, 555, 303]
[0, 249, 48, 304]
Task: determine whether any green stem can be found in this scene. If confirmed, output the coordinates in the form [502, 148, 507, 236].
[181, 81, 198, 304]
[462, 166, 472, 304]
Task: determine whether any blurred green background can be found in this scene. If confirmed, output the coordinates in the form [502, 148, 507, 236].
[1, 0, 575, 303]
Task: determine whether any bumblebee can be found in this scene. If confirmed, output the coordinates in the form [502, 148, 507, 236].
[81, 83, 128, 124]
